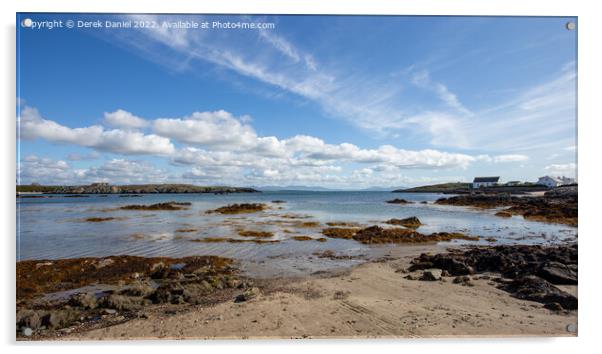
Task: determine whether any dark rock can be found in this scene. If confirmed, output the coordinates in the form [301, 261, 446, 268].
[234, 288, 258, 303]
[410, 253, 474, 275]
[421, 269, 442, 281]
[453, 275, 471, 284]
[147, 283, 187, 305]
[538, 261, 577, 285]
[544, 302, 564, 311]
[409, 244, 576, 280]
[386, 198, 412, 204]
[501, 276, 577, 310]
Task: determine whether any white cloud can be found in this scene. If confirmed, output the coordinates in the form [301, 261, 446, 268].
[153, 110, 258, 150]
[411, 69, 472, 116]
[545, 162, 577, 176]
[79, 159, 169, 184]
[564, 145, 577, 152]
[108, 16, 577, 158]
[18, 155, 72, 184]
[19, 156, 169, 185]
[67, 151, 100, 161]
[400, 112, 470, 149]
[17, 104, 560, 187]
[104, 109, 149, 129]
[258, 30, 300, 63]
[492, 154, 529, 163]
[19, 106, 175, 155]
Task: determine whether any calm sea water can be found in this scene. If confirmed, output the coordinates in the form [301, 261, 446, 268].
[17, 191, 577, 277]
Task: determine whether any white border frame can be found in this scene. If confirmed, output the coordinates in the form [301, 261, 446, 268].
[3, 1, 600, 353]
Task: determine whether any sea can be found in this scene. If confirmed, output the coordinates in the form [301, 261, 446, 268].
[17, 191, 577, 277]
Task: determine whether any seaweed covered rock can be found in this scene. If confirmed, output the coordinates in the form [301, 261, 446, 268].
[352, 226, 478, 244]
[385, 216, 422, 228]
[120, 201, 191, 211]
[435, 192, 577, 226]
[16, 254, 243, 336]
[322, 225, 478, 244]
[206, 203, 267, 214]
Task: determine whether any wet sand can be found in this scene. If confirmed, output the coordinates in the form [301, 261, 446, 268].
[61, 245, 577, 340]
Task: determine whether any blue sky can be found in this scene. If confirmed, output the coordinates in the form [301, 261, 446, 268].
[16, 14, 577, 188]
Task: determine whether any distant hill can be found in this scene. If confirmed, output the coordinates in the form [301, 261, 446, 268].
[256, 186, 406, 192]
[255, 185, 341, 191]
[358, 186, 407, 192]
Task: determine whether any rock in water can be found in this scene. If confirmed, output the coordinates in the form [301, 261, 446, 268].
[385, 216, 422, 228]
[386, 198, 411, 204]
[421, 269, 442, 281]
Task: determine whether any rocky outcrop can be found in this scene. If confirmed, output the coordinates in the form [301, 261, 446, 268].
[500, 276, 577, 310]
[407, 244, 577, 309]
[322, 225, 479, 244]
[435, 191, 577, 226]
[16, 255, 253, 337]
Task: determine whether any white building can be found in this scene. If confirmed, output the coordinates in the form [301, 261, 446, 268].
[472, 176, 500, 189]
[536, 176, 576, 188]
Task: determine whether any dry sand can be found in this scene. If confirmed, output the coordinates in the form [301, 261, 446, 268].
[61, 244, 577, 340]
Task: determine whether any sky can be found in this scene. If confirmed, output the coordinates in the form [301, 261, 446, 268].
[16, 14, 578, 188]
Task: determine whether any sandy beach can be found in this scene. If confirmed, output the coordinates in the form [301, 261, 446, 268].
[55, 244, 577, 340]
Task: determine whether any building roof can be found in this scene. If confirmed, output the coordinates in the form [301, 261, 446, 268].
[473, 176, 500, 183]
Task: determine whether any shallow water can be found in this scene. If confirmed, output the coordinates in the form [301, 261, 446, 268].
[17, 191, 577, 277]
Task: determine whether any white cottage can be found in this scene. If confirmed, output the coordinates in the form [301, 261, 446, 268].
[536, 176, 576, 188]
[472, 176, 500, 189]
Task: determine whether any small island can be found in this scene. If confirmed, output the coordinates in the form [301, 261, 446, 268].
[16, 183, 259, 195]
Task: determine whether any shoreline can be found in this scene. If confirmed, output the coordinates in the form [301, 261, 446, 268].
[17, 242, 577, 340]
